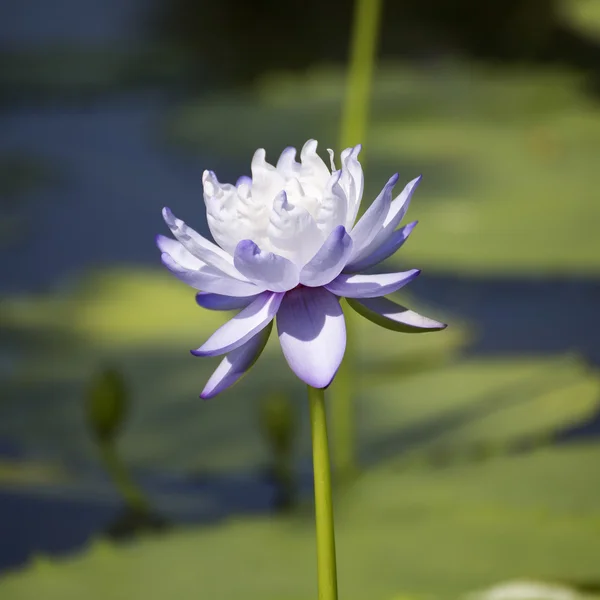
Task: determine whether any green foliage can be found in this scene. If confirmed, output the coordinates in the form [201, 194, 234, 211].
[85, 367, 129, 443]
[2, 444, 600, 599]
[259, 391, 297, 457]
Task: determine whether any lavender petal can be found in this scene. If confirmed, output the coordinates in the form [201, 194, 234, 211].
[192, 291, 283, 357]
[299, 226, 353, 287]
[325, 269, 420, 299]
[347, 296, 447, 333]
[277, 287, 346, 388]
[344, 221, 417, 273]
[200, 322, 273, 399]
[234, 240, 300, 292]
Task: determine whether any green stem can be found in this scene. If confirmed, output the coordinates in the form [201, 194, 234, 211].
[99, 440, 149, 514]
[332, 0, 384, 480]
[339, 0, 384, 150]
[308, 386, 338, 600]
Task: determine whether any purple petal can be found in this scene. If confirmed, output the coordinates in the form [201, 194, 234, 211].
[344, 221, 417, 273]
[348, 173, 398, 260]
[347, 296, 447, 333]
[299, 226, 353, 287]
[196, 292, 260, 311]
[325, 269, 420, 299]
[156, 234, 203, 270]
[355, 176, 421, 263]
[162, 207, 243, 279]
[384, 175, 421, 231]
[200, 322, 273, 399]
[192, 291, 284, 357]
[233, 240, 300, 292]
[161, 253, 264, 297]
[276, 287, 346, 388]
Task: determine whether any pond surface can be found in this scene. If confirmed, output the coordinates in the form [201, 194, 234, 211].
[1, 0, 599, 576]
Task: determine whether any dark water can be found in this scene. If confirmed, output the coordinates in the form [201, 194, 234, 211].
[1, 0, 599, 577]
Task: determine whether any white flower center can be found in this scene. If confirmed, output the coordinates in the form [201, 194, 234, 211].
[203, 140, 363, 267]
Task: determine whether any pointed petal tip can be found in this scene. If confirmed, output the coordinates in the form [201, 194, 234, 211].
[155, 233, 167, 249]
[389, 172, 400, 186]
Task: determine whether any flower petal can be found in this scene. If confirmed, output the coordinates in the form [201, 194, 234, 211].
[384, 175, 421, 231]
[276, 146, 300, 178]
[162, 207, 242, 278]
[347, 296, 447, 333]
[196, 292, 260, 311]
[192, 291, 284, 356]
[161, 252, 264, 296]
[203, 169, 269, 254]
[234, 240, 299, 292]
[325, 269, 420, 298]
[267, 191, 324, 266]
[299, 226, 353, 287]
[156, 234, 203, 270]
[344, 221, 417, 273]
[355, 176, 421, 263]
[340, 145, 364, 229]
[314, 170, 348, 238]
[299, 140, 331, 188]
[348, 173, 398, 260]
[200, 322, 273, 399]
[276, 287, 346, 388]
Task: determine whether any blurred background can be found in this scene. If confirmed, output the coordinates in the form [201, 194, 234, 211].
[1, 0, 600, 598]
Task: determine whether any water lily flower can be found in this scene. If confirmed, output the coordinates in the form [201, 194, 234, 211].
[157, 140, 446, 398]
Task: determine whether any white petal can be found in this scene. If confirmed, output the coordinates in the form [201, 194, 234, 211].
[234, 240, 299, 292]
[299, 140, 331, 188]
[339, 145, 364, 229]
[162, 207, 244, 279]
[267, 191, 324, 266]
[251, 148, 285, 209]
[276, 146, 301, 178]
[314, 170, 348, 238]
[156, 235, 203, 270]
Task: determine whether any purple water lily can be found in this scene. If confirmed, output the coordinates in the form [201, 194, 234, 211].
[157, 140, 446, 398]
